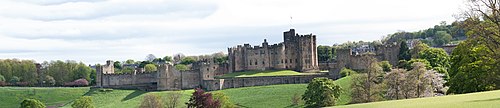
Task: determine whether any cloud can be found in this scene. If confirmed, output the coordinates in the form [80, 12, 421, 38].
[1, 0, 217, 21]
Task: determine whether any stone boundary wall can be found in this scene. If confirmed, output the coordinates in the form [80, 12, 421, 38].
[202, 74, 332, 91]
[101, 72, 157, 88]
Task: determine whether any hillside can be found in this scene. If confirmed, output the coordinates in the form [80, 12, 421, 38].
[0, 87, 89, 108]
[0, 76, 351, 108]
[331, 90, 500, 108]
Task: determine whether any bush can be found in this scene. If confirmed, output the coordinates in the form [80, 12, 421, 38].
[302, 77, 342, 107]
[291, 93, 301, 106]
[72, 96, 94, 108]
[213, 92, 236, 108]
[379, 61, 392, 72]
[144, 64, 158, 72]
[166, 91, 182, 108]
[64, 79, 89, 87]
[140, 94, 163, 108]
[20, 99, 46, 108]
[174, 64, 189, 71]
[186, 88, 220, 108]
[0, 74, 5, 82]
[10, 76, 20, 84]
[44, 75, 56, 86]
[339, 68, 355, 77]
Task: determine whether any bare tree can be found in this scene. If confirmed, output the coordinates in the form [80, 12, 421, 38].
[140, 94, 163, 108]
[351, 58, 385, 103]
[146, 54, 156, 62]
[384, 69, 406, 100]
[165, 91, 182, 108]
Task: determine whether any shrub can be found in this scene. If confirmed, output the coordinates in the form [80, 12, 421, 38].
[213, 92, 236, 108]
[302, 77, 342, 107]
[64, 79, 89, 87]
[186, 88, 220, 108]
[140, 94, 163, 108]
[20, 99, 46, 108]
[72, 96, 94, 108]
[379, 61, 392, 72]
[291, 93, 301, 106]
[10, 76, 20, 84]
[44, 75, 56, 86]
[0, 74, 5, 82]
[339, 68, 355, 77]
[175, 64, 189, 71]
[165, 91, 182, 108]
[145, 64, 158, 72]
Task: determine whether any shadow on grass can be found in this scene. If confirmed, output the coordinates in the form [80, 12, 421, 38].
[121, 90, 147, 101]
[467, 97, 500, 102]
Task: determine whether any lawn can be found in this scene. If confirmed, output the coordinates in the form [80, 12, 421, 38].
[0, 87, 89, 108]
[216, 70, 326, 78]
[331, 89, 500, 108]
[0, 76, 351, 108]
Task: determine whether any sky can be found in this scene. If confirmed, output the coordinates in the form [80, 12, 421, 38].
[0, 0, 465, 64]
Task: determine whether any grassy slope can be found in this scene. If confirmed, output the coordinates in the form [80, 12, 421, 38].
[216, 70, 324, 78]
[0, 76, 351, 108]
[331, 90, 500, 108]
[0, 87, 89, 108]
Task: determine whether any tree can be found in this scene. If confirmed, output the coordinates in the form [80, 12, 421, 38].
[317, 45, 333, 62]
[384, 69, 407, 100]
[121, 67, 135, 74]
[73, 64, 92, 82]
[291, 93, 301, 106]
[125, 59, 135, 64]
[146, 54, 156, 62]
[302, 77, 342, 107]
[166, 91, 183, 108]
[20, 99, 46, 108]
[10, 76, 20, 84]
[44, 75, 56, 86]
[144, 64, 157, 72]
[419, 48, 450, 68]
[0, 74, 5, 82]
[186, 88, 220, 108]
[140, 94, 163, 108]
[163, 56, 173, 62]
[212, 92, 235, 108]
[72, 96, 94, 108]
[433, 31, 452, 46]
[175, 64, 189, 71]
[448, 0, 500, 93]
[405, 59, 431, 70]
[180, 57, 196, 65]
[379, 61, 392, 72]
[410, 41, 429, 59]
[339, 68, 355, 77]
[351, 61, 385, 103]
[113, 61, 122, 70]
[398, 41, 411, 61]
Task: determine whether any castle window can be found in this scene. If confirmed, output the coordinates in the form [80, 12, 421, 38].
[250, 60, 252, 65]
[285, 59, 288, 63]
[290, 59, 293, 63]
[207, 68, 209, 71]
[281, 59, 283, 64]
[255, 60, 258, 65]
[262, 61, 265, 65]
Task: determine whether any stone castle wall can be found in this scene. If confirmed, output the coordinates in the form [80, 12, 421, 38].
[202, 74, 331, 91]
[228, 29, 319, 73]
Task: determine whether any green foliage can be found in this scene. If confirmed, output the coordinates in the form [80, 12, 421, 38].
[0, 74, 5, 82]
[44, 75, 55, 86]
[144, 64, 157, 72]
[433, 31, 452, 46]
[432, 67, 449, 81]
[419, 48, 450, 68]
[163, 56, 172, 62]
[72, 64, 92, 83]
[448, 43, 497, 94]
[214, 56, 228, 64]
[0, 59, 37, 86]
[174, 64, 189, 71]
[212, 92, 236, 108]
[10, 76, 20, 84]
[125, 59, 135, 64]
[180, 57, 196, 65]
[318, 45, 334, 62]
[379, 61, 392, 72]
[113, 61, 122, 70]
[121, 67, 135, 74]
[398, 41, 411, 61]
[302, 77, 342, 107]
[72, 96, 94, 108]
[20, 99, 46, 108]
[405, 59, 431, 70]
[410, 41, 430, 59]
[340, 68, 355, 77]
[139, 94, 163, 108]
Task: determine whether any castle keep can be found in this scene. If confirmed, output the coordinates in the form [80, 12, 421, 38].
[95, 29, 329, 91]
[228, 29, 319, 72]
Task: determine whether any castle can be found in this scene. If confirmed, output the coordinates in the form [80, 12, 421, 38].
[228, 29, 319, 72]
[96, 29, 327, 91]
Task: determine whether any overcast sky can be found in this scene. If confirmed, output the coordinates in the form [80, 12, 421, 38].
[0, 0, 464, 64]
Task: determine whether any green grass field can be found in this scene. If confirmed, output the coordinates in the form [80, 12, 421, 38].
[0, 87, 89, 108]
[0, 76, 351, 108]
[331, 89, 500, 108]
[216, 70, 325, 78]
